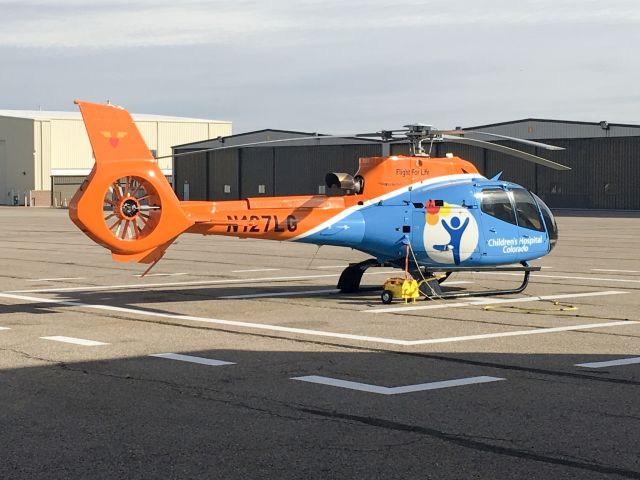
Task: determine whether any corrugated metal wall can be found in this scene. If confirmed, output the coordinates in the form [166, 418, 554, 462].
[240, 147, 275, 197]
[208, 149, 239, 199]
[174, 150, 207, 200]
[176, 144, 382, 200]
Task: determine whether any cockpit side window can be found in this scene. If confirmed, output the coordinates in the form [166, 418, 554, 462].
[511, 189, 545, 232]
[481, 188, 517, 225]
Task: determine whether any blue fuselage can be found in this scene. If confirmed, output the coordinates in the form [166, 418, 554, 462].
[299, 174, 558, 268]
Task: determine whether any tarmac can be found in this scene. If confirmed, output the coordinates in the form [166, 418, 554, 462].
[0, 206, 639, 479]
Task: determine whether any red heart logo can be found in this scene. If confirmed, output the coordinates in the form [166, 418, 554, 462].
[109, 138, 119, 148]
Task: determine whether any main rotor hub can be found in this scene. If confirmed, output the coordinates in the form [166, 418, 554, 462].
[403, 123, 442, 156]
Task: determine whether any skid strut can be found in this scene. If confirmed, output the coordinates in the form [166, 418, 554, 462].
[337, 259, 380, 293]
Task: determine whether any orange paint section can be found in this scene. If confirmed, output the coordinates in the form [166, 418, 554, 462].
[69, 101, 481, 264]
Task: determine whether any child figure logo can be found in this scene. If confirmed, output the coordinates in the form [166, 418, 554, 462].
[423, 201, 479, 265]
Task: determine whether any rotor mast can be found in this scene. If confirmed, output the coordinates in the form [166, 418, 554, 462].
[403, 123, 442, 156]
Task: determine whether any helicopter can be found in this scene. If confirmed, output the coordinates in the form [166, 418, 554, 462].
[69, 101, 570, 300]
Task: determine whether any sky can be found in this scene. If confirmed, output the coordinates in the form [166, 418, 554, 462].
[2, 0, 640, 134]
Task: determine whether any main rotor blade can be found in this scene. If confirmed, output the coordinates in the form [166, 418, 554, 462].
[441, 135, 571, 171]
[157, 134, 382, 159]
[463, 131, 565, 151]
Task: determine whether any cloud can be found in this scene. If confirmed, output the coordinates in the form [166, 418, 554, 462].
[1, 0, 640, 48]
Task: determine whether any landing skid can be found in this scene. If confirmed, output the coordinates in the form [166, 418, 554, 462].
[418, 262, 541, 299]
[336, 260, 540, 299]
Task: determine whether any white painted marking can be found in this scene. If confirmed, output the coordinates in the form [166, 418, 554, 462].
[291, 375, 505, 394]
[7, 271, 393, 294]
[133, 272, 188, 278]
[221, 288, 339, 299]
[0, 292, 636, 347]
[27, 277, 86, 282]
[591, 269, 638, 273]
[576, 357, 640, 369]
[315, 265, 348, 269]
[150, 353, 235, 366]
[0, 326, 10, 331]
[7, 273, 340, 294]
[364, 290, 628, 313]
[40, 336, 109, 346]
[540, 266, 553, 269]
[402, 321, 637, 346]
[231, 268, 280, 273]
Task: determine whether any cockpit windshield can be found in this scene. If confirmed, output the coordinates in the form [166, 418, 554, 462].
[511, 189, 545, 232]
[532, 192, 558, 245]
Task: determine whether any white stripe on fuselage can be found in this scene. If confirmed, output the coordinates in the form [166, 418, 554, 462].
[290, 173, 485, 241]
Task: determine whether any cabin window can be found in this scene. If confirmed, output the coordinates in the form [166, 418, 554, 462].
[511, 189, 545, 232]
[481, 188, 516, 225]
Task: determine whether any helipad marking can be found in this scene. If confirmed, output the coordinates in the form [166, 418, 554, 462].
[591, 269, 638, 273]
[291, 375, 505, 394]
[221, 288, 339, 299]
[364, 290, 627, 314]
[231, 268, 280, 273]
[41, 336, 109, 346]
[0, 292, 636, 347]
[133, 272, 188, 278]
[401, 321, 637, 346]
[27, 277, 86, 282]
[150, 353, 235, 366]
[6, 273, 340, 294]
[576, 357, 640, 369]
[7, 271, 393, 294]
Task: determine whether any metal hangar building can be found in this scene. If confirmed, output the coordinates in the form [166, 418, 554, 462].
[0, 109, 232, 206]
[173, 118, 640, 210]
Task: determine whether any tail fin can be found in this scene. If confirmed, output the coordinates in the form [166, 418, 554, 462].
[69, 101, 193, 263]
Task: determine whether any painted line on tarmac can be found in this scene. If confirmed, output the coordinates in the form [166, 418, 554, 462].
[231, 268, 281, 273]
[6, 271, 392, 294]
[150, 353, 235, 366]
[5, 273, 341, 294]
[314, 265, 348, 269]
[221, 288, 339, 299]
[575, 357, 640, 369]
[591, 269, 639, 273]
[133, 272, 188, 278]
[0, 292, 636, 347]
[27, 277, 86, 282]
[220, 281, 472, 300]
[401, 321, 638, 346]
[0, 326, 10, 331]
[40, 335, 109, 346]
[364, 290, 627, 313]
[291, 375, 505, 394]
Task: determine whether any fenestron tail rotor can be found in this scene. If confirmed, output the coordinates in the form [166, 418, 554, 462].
[103, 176, 161, 242]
